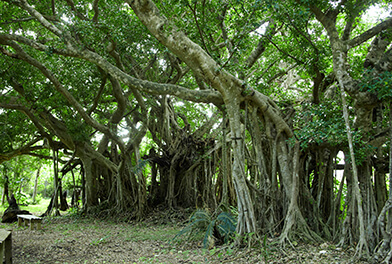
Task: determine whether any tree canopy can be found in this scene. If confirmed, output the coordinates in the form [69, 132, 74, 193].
[1, 0, 392, 261]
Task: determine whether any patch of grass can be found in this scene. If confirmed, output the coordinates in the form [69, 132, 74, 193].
[138, 256, 154, 263]
[21, 198, 51, 215]
[8, 213, 361, 264]
[0, 197, 53, 216]
[55, 238, 65, 244]
[0, 205, 8, 215]
[90, 235, 111, 246]
[123, 225, 181, 242]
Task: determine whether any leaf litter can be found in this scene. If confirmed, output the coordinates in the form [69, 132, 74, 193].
[1, 213, 372, 263]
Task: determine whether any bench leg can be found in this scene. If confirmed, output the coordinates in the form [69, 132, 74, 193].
[17, 218, 22, 228]
[30, 220, 41, 230]
[4, 233, 12, 264]
[0, 241, 4, 264]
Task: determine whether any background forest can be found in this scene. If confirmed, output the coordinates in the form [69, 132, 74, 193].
[1, 0, 392, 262]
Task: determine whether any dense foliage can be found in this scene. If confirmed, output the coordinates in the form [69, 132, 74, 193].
[1, 0, 392, 261]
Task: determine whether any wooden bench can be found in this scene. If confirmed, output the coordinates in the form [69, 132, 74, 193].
[0, 230, 12, 264]
[17, 214, 43, 230]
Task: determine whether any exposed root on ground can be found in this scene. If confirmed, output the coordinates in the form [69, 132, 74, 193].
[278, 206, 323, 248]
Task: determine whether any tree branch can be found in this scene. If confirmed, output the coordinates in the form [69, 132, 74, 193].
[0, 138, 45, 164]
[15, 0, 64, 37]
[0, 33, 70, 57]
[126, 0, 242, 96]
[64, 0, 89, 21]
[347, 17, 392, 49]
[0, 32, 223, 106]
[2, 39, 127, 152]
[246, 20, 277, 69]
[87, 70, 107, 115]
[0, 99, 50, 139]
[92, 0, 100, 23]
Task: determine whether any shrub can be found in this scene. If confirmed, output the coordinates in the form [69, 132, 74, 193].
[174, 209, 237, 248]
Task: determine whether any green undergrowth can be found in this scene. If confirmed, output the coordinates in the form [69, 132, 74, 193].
[20, 198, 51, 214]
[0, 212, 364, 263]
[42, 213, 185, 242]
[40, 210, 203, 245]
[0, 200, 363, 263]
[0, 197, 51, 215]
[123, 225, 181, 242]
[173, 209, 237, 248]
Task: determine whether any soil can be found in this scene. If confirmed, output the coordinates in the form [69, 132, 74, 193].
[0, 212, 371, 264]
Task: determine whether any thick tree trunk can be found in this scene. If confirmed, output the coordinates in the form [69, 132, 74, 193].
[278, 140, 323, 244]
[59, 186, 69, 211]
[79, 155, 98, 210]
[226, 98, 257, 235]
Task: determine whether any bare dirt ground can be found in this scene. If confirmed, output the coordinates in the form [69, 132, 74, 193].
[0, 212, 371, 264]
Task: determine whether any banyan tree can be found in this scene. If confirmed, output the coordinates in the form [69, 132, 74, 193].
[1, 0, 392, 260]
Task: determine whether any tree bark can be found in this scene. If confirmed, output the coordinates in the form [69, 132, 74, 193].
[79, 153, 98, 210]
[225, 97, 257, 235]
[2, 176, 9, 206]
[52, 147, 59, 215]
[338, 72, 369, 256]
[32, 165, 41, 203]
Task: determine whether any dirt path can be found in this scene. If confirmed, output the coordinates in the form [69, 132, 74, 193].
[1, 216, 370, 263]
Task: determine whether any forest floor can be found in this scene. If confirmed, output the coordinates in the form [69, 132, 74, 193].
[0, 209, 371, 264]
